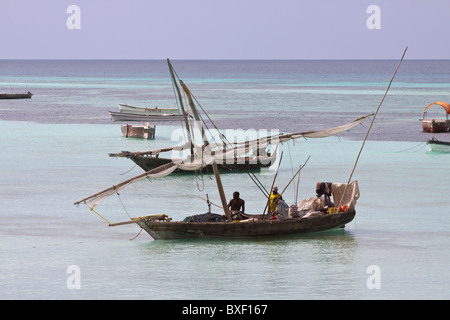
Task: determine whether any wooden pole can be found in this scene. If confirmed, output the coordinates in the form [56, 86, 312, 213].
[167, 59, 194, 158]
[73, 162, 177, 206]
[212, 161, 231, 220]
[337, 47, 408, 210]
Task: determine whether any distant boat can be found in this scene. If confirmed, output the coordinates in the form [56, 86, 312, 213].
[109, 110, 185, 122]
[0, 92, 33, 99]
[119, 103, 179, 116]
[121, 123, 155, 139]
[109, 103, 185, 122]
[427, 137, 450, 153]
[421, 101, 450, 133]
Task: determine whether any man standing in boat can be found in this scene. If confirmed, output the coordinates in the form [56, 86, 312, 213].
[228, 191, 246, 220]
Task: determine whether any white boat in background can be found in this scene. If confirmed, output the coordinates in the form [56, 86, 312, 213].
[109, 110, 185, 122]
[109, 103, 187, 122]
[118, 103, 179, 116]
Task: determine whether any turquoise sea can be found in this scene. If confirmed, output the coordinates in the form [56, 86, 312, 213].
[1, 60, 450, 300]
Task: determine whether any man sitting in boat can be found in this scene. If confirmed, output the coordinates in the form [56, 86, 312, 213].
[228, 191, 247, 220]
[316, 182, 334, 208]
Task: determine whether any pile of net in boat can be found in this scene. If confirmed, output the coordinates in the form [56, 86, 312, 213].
[183, 213, 226, 223]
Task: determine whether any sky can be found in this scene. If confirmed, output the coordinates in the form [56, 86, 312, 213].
[0, 0, 449, 59]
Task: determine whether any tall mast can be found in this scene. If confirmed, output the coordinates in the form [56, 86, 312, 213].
[167, 59, 194, 160]
[180, 79, 230, 220]
[179, 80, 210, 149]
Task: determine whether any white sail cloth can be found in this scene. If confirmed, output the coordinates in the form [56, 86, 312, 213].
[331, 180, 360, 211]
[82, 155, 218, 209]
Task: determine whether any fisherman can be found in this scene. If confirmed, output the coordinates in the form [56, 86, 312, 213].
[228, 191, 246, 220]
[269, 186, 282, 213]
[316, 182, 334, 207]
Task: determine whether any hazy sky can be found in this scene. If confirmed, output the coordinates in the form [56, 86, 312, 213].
[0, 0, 449, 59]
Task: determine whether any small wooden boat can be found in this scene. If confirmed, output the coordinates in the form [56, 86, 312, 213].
[121, 123, 155, 139]
[0, 92, 33, 99]
[119, 103, 178, 116]
[75, 158, 360, 240]
[427, 137, 450, 152]
[421, 101, 450, 133]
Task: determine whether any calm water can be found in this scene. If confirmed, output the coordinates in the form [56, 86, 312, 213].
[1, 60, 450, 300]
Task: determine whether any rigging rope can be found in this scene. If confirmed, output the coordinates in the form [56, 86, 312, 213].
[116, 192, 132, 220]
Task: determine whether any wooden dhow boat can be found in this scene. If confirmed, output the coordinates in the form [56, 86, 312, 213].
[74, 50, 407, 240]
[109, 60, 372, 174]
[108, 180, 359, 240]
[421, 101, 450, 133]
[74, 157, 360, 240]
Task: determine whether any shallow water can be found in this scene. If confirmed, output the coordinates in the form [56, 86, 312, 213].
[1, 60, 450, 300]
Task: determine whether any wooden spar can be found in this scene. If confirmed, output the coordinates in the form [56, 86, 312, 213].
[212, 161, 231, 220]
[295, 165, 301, 205]
[179, 75, 229, 219]
[179, 80, 210, 148]
[73, 162, 177, 206]
[108, 215, 167, 227]
[167, 59, 194, 159]
[337, 47, 408, 210]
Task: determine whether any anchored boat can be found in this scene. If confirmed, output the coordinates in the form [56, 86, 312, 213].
[0, 92, 33, 99]
[427, 137, 450, 153]
[421, 101, 450, 133]
[121, 123, 155, 139]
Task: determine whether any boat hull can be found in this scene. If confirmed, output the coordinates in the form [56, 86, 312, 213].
[422, 119, 450, 133]
[0, 93, 33, 99]
[121, 124, 155, 139]
[136, 211, 356, 240]
[109, 110, 185, 122]
[427, 139, 450, 152]
[119, 103, 178, 116]
[128, 155, 275, 173]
